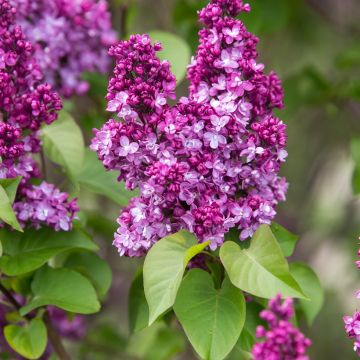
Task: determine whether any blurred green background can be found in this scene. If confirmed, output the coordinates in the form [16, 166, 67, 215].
[70, 0, 360, 358]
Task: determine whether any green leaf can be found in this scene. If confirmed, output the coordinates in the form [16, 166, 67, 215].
[336, 43, 360, 68]
[20, 266, 100, 316]
[0, 177, 23, 232]
[147, 31, 191, 84]
[77, 150, 137, 206]
[42, 111, 84, 181]
[0, 228, 98, 276]
[64, 252, 112, 297]
[351, 138, 360, 194]
[4, 318, 47, 359]
[290, 262, 324, 325]
[174, 269, 246, 360]
[271, 222, 299, 257]
[143, 230, 210, 325]
[129, 269, 149, 333]
[220, 225, 306, 299]
[226, 328, 254, 360]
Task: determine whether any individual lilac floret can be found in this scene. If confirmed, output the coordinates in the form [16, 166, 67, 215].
[0, 0, 78, 231]
[252, 295, 312, 360]
[13, 182, 79, 231]
[11, 0, 117, 97]
[92, 0, 288, 256]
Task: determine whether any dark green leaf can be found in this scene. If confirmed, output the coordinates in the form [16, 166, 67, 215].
[271, 222, 299, 257]
[290, 262, 324, 325]
[143, 230, 210, 325]
[0, 228, 98, 276]
[220, 225, 306, 299]
[174, 269, 246, 360]
[4, 318, 47, 359]
[129, 269, 149, 333]
[226, 328, 254, 360]
[64, 252, 112, 297]
[20, 266, 100, 316]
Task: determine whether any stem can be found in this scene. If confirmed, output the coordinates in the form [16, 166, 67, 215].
[40, 150, 48, 180]
[43, 311, 71, 360]
[0, 282, 70, 360]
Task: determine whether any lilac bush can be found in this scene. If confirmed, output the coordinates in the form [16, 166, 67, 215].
[91, 0, 288, 257]
[0, 0, 78, 231]
[10, 0, 116, 97]
[252, 295, 312, 360]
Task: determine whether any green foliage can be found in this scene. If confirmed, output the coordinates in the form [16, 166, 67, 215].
[0, 228, 98, 276]
[351, 137, 360, 194]
[143, 230, 210, 325]
[128, 269, 149, 333]
[4, 318, 47, 359]
[0, 177, 22, 231]
[290, 262, 324, 325]
[220, 225, 306, 299]
[271, 222, 299, 257]
[42, 110, 85, 181]
[20, 266, 100, 316]
[77, 150, 137, 206]
[226, 328, 254, 360]
[147, 31, 191, 84]
[174, 269, 246, 360]
[64, 252, 112, 297]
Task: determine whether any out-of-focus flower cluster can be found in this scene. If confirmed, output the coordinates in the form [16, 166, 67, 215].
[252, 295, 312, 360]
[343, 244, 360, 356]
[10, 0, 117, 97]
[0, 0, 78, 231]
[91, 0, 288, 256]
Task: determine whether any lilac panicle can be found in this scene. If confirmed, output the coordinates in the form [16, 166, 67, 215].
[252, 294, 312, 360]
[91, 0, 288, 256]
[343, 242, 360, 356]
[0, 0, 78, 231]
[10, 0, 117, 97]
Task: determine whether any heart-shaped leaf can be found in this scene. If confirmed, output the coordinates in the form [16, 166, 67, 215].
[174, 269, 246, 360]
[42, 110, 84, 181]
[143, 230, 209, 325]
[0, 228, 98, 276]
[4, 318, 47, 359]
[220, 225, 306, 299]
[290, 262, 324, 325]
[20, 266, 100, 316]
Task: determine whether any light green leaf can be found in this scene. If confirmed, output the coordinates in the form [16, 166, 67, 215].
[226, 328, 254, 360]
[148, 30, 191, 84]
[271, 222, 299, 257]
[77, 150, 137, 206]
[129, 269, 149, 333]
[4, 318, 47, 359]
[220, 225, 306, 299]
[290, 262, 324, 325]
[174, 269, 246, 360]
[0, 228, 98, 276]
[64, 252, 112, 297]
[42, 111, 84, 180]
[143, 230, 210, 325]
[0, 177, 23, 232]
[20, 266, 100, 316]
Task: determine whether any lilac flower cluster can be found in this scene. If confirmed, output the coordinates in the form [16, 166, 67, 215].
[0, 0, 78, 231]
[252, 295, 312, 360]
[11, 0, 117, 97]
[91, 0, 288, 256]
[343, 244, 360, 356]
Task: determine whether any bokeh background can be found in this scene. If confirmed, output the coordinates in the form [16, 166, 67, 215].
[69, 0, 360, 358]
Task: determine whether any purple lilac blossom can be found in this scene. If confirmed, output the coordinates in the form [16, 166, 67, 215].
[91, 0, 288, 256]
[10, 0, 117, 97]
[0, 0, 78, 231]
[252, 294, 312, 360]
[343, 244, 360, 356]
